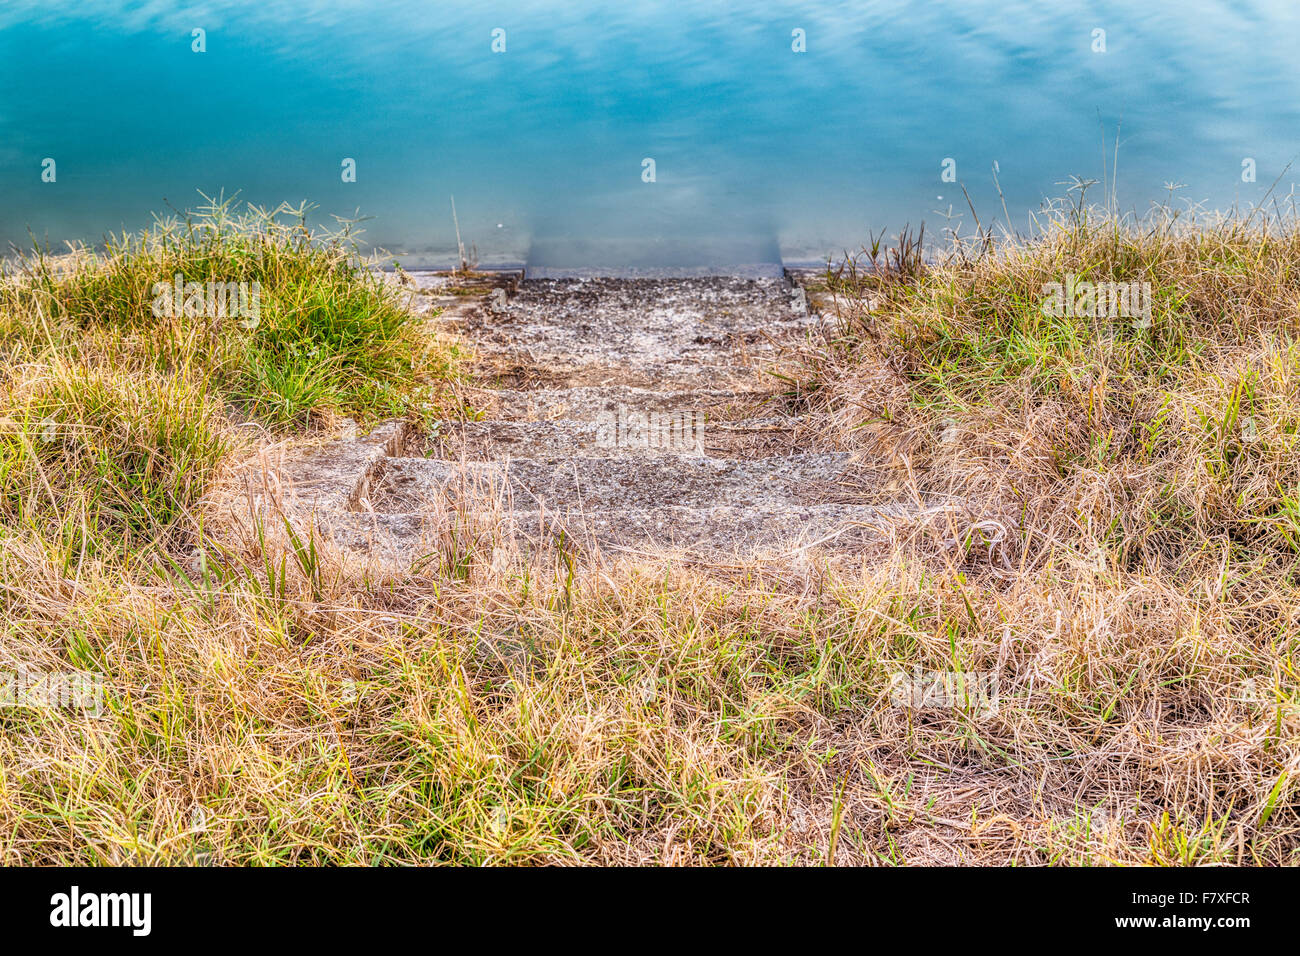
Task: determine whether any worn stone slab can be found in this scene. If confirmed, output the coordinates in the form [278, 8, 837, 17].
[271, 270, 913, 567]
[367, 453, 865, 512]
[324, 502, 903, 562]
[456, 276, 822, 388]
[462, 385, 779, 422]
[425, 416, 805, 460]
[277, 419, 414, 513]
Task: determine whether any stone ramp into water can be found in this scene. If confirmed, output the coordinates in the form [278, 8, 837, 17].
[287, 271, 911, 563]
[456, 276, 818, 389]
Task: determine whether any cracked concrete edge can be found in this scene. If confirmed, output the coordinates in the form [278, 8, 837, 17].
[786, 266, 870, 321]
[276, 418, 416, 516]
[270, 274, 525, 515]
[268, 272, 524, 527]
[386, 269, 525, 323]
[312, 502, 914, 568]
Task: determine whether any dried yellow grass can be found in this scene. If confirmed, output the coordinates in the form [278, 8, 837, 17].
[1, 197, 1297, 864]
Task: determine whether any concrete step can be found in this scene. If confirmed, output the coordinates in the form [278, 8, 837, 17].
[463, 384, 782, 422]
[426, 416, 806, 460]
[274, 273, 907, 568]
[464, 276, 812, 339]
[366, 453, 865, 512]
[327, 502, 903, 561]
[523, 237, 785, 277]
[465, 358, 785, 391]
[453, 275, 819, 389]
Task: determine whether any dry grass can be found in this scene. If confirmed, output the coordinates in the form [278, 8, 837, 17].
[0, 194, 1297, 865]
[4, 495, 1295, 864]
[785, 194, 1300, 863]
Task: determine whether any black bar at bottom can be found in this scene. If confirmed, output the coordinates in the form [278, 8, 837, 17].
[0, 865, 1276, 941]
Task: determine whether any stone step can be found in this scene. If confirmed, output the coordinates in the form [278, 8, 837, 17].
[466, 358, 781, 391]
[523, 237, 785, 277]
[384, 269, 522, 296]
[327, 502, 903, 561]
[366, 453, 865, 513]
[275, 273, 907, 568]
[450, 276, 818, 383]
[474, 276, 810, 335]
[462, 385, 784, 422]
[428, 274, 819, 390]
[426, 416, 806, 460]
[383, 269, 522, 318]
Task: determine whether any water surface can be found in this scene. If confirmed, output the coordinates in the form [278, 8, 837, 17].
[2, 1, 1298, 269]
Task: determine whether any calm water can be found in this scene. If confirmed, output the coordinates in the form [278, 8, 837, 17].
[2, 1, 1298, 270]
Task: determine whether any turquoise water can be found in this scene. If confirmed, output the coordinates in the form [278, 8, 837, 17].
[2, 1, 1298, 270]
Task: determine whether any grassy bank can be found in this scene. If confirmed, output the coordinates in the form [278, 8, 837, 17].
[1, 196, 1297, 865]
[786, 196, 1300, 863]
[0, 198, 452, 555]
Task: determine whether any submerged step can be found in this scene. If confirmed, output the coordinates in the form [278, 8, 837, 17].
[523, 237, 785, 277]
[366, 453, 864, 512]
